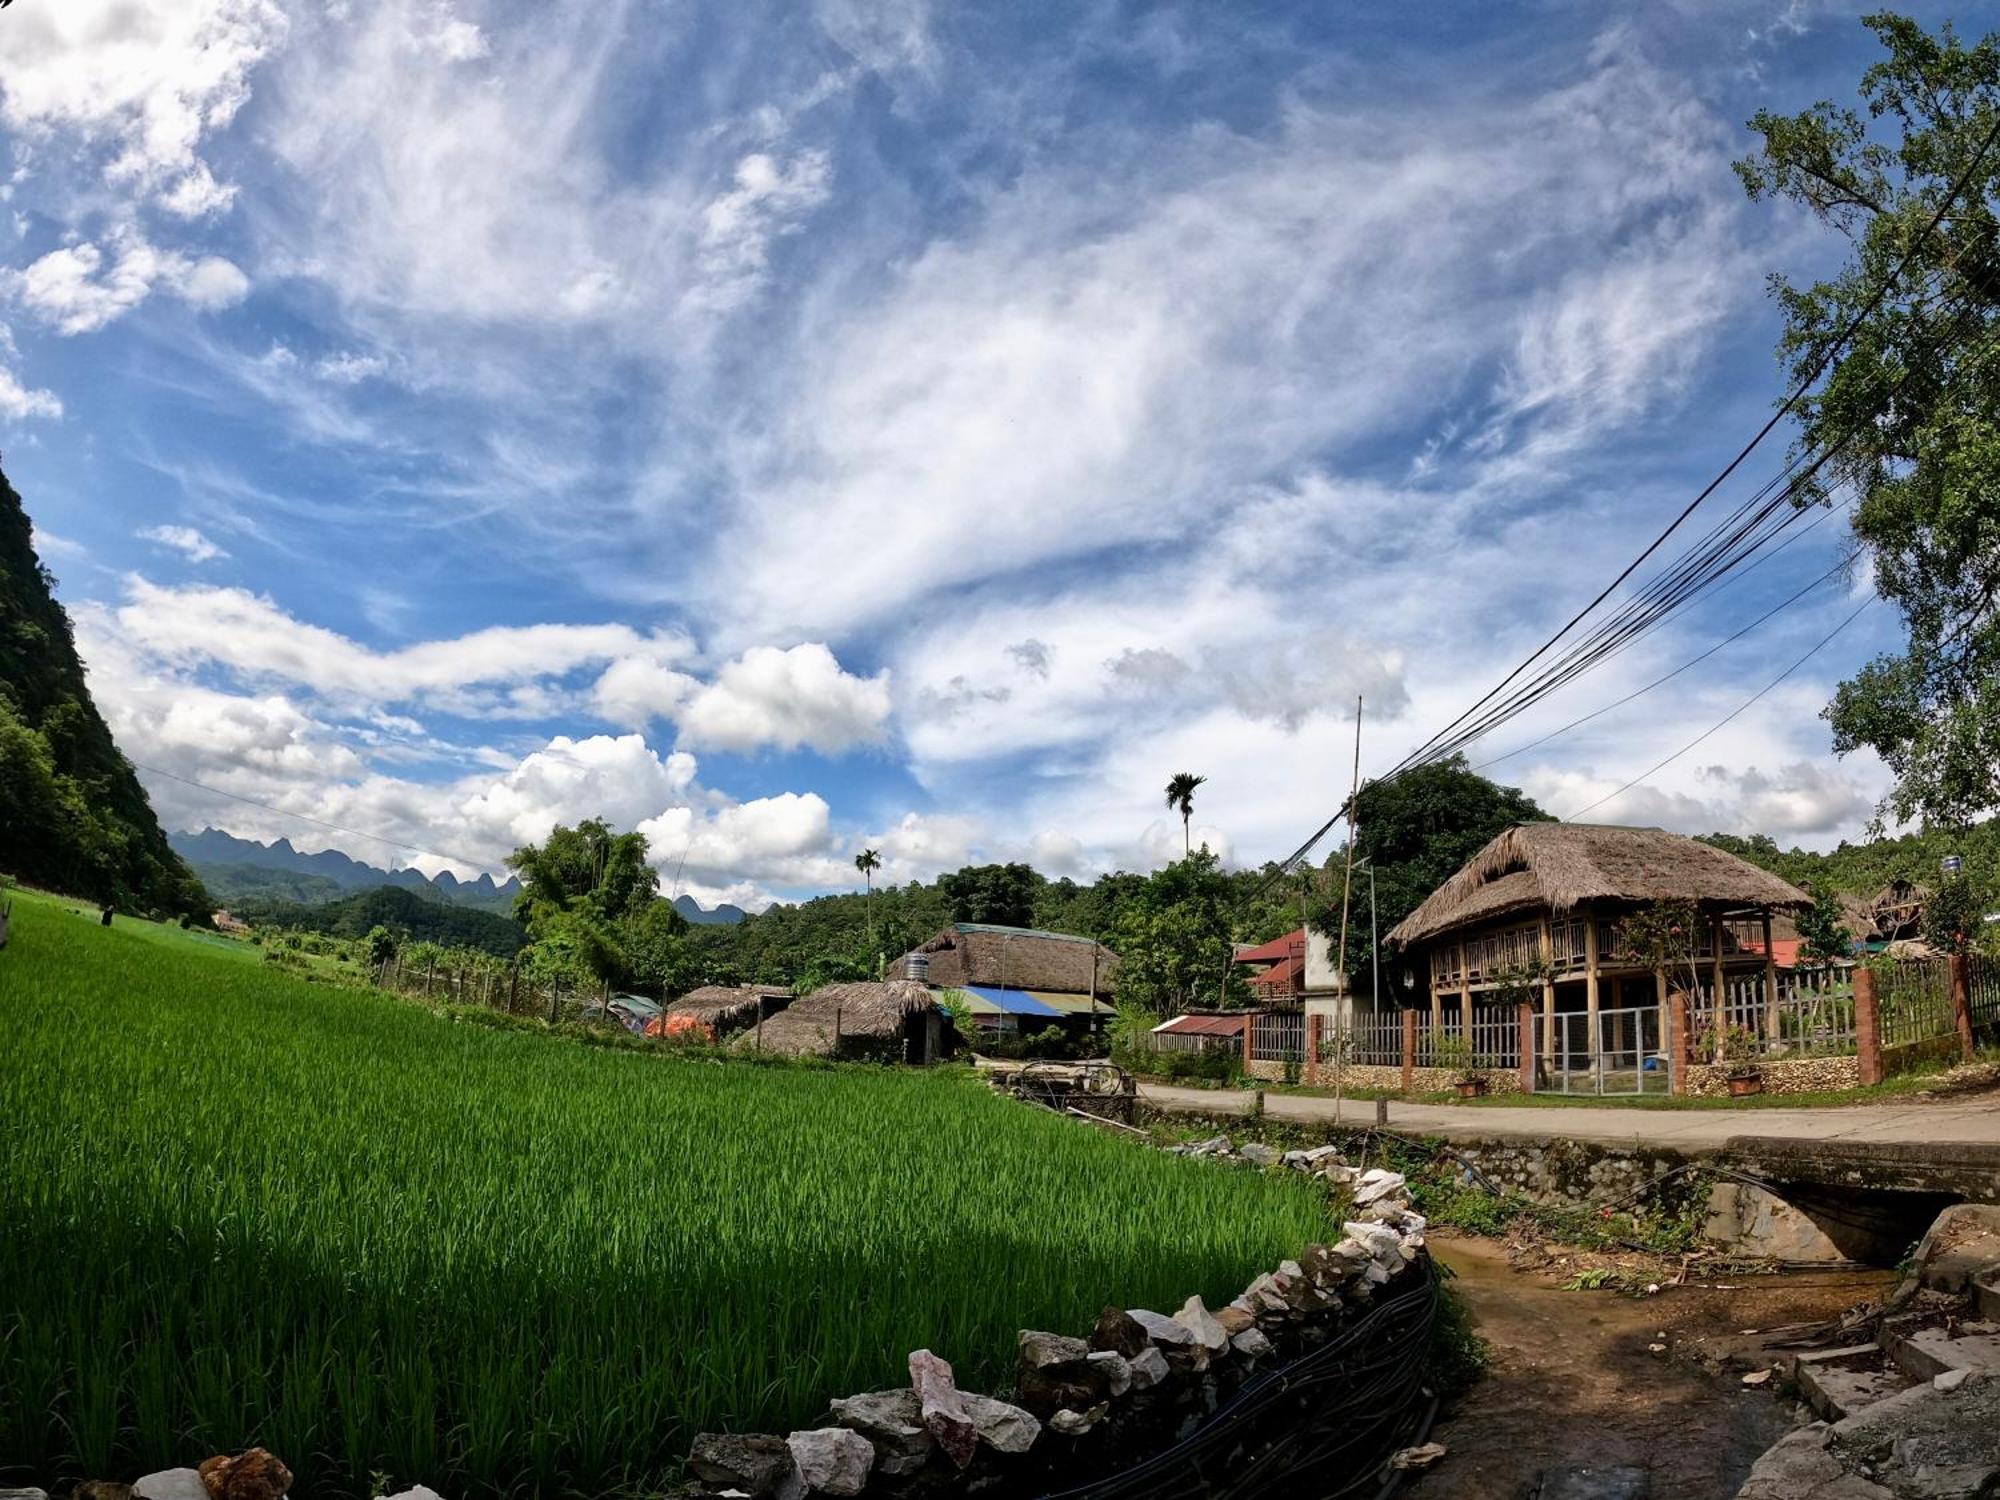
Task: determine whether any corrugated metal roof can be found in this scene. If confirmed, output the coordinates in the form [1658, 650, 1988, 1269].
[962, 985, 1065, 1017]
[1025, 989, 1110, 1015]
[1152, 1013, 1248, 1037]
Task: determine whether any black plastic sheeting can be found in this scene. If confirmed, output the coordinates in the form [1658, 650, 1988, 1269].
[1037, 1257, 1440, 1500]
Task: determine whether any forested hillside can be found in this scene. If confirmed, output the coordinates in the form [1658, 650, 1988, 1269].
[1703, 821, 2000, 909]
[237, 885, 527, 959]
[0, 468, 207, 918]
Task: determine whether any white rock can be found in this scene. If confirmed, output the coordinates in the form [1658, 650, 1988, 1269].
[1086, 1349, 1133, 1397]
[384, 1490, 448, 1500]
[1231, 1327, 1275, 1360]
[1741, 1369, 1773, 1388]
[132, 1471, 207, 1500]
[1934, 1368, 1976, 1391]
[1127, 1308, 1197, 1347]
[1175, 1295, 1230, 1354]
[963, 1392, 1041, 1454]
[1354, 1169, 1409, 1207]
[787, 1427, 874, 1496]
[1128, 1346, 1170, 1390]
[1049, 1403, 1109, 1436]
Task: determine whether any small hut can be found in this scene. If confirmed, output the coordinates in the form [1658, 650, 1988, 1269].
[1865, 880, 1930, 942]
[735, 980, 951, 1063]
[662, 984, 792, 1038]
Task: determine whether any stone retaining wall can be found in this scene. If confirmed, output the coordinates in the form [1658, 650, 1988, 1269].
[1683, 1056, 1861, 1097]
[683, 1144, 1435, 1499]
[1295, 1063, 1524, 1095]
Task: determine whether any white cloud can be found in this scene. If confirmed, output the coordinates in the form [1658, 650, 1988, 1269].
[0, 0, 285, 212]
[700, 44, 1745, 644]
[140, 524, 228, 563]
[10, 233, 251, 334]
[591, 654, 699, 730]
[687, 150, 834, 316]
[0, 360, 60, 421]
[677, 642, 891, 754]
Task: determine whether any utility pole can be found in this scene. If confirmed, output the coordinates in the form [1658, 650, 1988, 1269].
[1335, 696, 1364, 1027]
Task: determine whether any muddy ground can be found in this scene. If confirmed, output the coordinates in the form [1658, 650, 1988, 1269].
[1404, 1233, 1893, 1500]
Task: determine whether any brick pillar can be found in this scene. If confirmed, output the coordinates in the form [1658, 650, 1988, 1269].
[1854, 965, 1883, 1087]
[1243, 1010, 1257, 1078]
[1669, 988, 1690, 1096]
[1518, 1001, 1535, 1093]
[1951, 951, 1975, 1060]
[1306, 1013, 1323, 1086]
[1401, 1007, 1417, 1093]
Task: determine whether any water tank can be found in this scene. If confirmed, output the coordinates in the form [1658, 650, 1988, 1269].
[906, 952, 931, 983]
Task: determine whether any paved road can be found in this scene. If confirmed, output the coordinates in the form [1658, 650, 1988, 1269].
[1137, 1082, 2000, 1149]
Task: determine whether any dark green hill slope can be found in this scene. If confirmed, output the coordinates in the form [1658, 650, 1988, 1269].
[0, 468, 207, 918]
[237, 884, 526, 959]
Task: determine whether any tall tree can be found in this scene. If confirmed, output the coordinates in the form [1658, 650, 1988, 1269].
[937, 862, 1041, 928]
[1735, 13, 2000, 827]
[1164, 772, 1207, 857]
[855, 847, 881, 952]
[1112, 849, 1245, 1016]
[1308, 756, 1551, 987]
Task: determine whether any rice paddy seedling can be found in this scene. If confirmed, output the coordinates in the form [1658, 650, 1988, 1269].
[0, 901, 1330, 1498]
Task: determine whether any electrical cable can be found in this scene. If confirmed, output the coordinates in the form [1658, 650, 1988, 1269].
[1560, 596, 1875, 821]
[1470, 546, 1858, 772]
[1249, 208, 2000, 895]
[1385, 121, 2000, 779]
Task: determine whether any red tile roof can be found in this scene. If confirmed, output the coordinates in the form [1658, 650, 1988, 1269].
[1235, 929, 1305, 965]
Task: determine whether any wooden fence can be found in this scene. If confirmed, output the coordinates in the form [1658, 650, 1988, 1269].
[376, 955, 604, 1021]
[1249, 1011, 1308, 1064]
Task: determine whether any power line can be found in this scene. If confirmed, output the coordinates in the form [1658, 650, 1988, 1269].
[1471, 546, 1859, 772]
[1559, 596, 1875, 822]
[1382, 119, 2000, 781]
[128, 759, 492, 872]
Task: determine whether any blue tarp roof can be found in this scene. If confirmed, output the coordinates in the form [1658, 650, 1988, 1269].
[962, 985, 1065, 1017]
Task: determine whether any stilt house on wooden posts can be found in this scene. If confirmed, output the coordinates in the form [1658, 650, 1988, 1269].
[1385, 823, 1810, 1073]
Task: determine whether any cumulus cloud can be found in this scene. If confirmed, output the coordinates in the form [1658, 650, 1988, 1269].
[677, 643, 891, 754]
[140, 524, 228, 563]
[10, 233, 250, 334]
[0, 361, 61, 421]
[0, 0, 285, 213]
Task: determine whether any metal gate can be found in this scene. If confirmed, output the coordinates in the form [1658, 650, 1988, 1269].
[1539, 1003, 1671, 1096]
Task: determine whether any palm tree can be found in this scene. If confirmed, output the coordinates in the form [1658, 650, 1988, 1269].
[1164, 773, 1207, 858]
[855, 848, 882, 950]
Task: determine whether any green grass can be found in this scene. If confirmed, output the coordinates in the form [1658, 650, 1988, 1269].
[6, 881, 262, 963]
[0, 900, 1331, 1498]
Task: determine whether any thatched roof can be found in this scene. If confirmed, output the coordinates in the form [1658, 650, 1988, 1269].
[667, 984, 792, 1031]
[736, 980, 939, 1057]
[1386, 823, 1810, 947]
[904, 923, 1118, 993]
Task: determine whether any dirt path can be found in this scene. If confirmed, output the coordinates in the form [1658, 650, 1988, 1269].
[1403, 1234, 1892, 1500]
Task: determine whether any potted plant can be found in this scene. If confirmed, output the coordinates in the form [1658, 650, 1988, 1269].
[1432, 1033, 1488, 1098]
[1718, 1025, 1764, 1096]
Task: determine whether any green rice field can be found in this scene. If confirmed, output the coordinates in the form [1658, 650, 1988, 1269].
[0, 896, 1330, 1498]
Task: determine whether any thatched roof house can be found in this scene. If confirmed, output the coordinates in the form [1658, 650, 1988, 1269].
[906, 922, 1118, 991]
[666, 984, 792, 1034]
[1383, 823, 1809, 1014]
[734, 980, 950, 1063]
[1388, 823, 1809, 949]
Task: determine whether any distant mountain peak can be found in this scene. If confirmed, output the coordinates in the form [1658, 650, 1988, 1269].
[171, 828, 520, 913]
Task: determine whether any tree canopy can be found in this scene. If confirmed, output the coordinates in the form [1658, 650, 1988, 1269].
[1735, 13, 2000, 827]
[1308, 756, 1552, 982]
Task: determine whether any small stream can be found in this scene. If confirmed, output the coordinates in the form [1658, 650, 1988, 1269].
[1403, 1234, 1894, 1500]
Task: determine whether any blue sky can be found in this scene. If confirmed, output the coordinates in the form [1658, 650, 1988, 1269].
[0, 0, 1953, 907]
